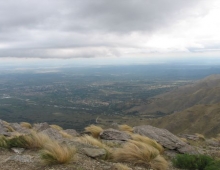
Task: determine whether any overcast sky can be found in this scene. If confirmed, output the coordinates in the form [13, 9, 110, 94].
[0, 0, 220, 65]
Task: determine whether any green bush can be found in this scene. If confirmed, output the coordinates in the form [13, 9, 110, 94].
[172, 154, 213, 170]
[205, 160, 220, 170]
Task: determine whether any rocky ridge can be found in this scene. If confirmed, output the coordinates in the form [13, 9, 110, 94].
[0, 119, 219, 170]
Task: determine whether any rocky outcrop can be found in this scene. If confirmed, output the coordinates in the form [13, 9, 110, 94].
[133, 125, 198, 154]
[100, 128, 131, 141]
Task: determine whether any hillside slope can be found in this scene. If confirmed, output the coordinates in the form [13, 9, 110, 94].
[128, 74, 220, 116]
[147, 102, 220, 137]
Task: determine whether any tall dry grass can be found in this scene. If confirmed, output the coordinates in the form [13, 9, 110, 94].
[84, 125, 103, 138]
[112, 140, 167, 170]
[20, 122, 32, 129]
[50, 124, 63, 131]
[118, 124, 133, 133]
[40, 141, 76, 164]
[59, 130, 73, 139]
[131, 134, 164, 153]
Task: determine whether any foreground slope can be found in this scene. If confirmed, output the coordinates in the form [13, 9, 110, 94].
[128, 74, 220, 116]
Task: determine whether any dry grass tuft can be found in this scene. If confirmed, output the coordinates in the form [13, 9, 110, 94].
[150, 155, 168, 170]
[0, 136, 8, 148]
[113, 163, 131, 170]
[40, 141, 76, 164]
[50, 124, 63, 131]
[78, 135, 112, 159]
[112, 140, 167, 170]
[180, 138, 188, 143]
[59, 131, 73, 139]
[2, 121, 10, 125]
[131, 134, 164, 153]
[78, 135, 110, 151]
[84, 125, 103, 138]
[195, 133, 205, 140]
[24, 132, 51, 149]
[118, 124, 133, 133]
[5, 124, 15, 132]
[20, 122, 32, 129]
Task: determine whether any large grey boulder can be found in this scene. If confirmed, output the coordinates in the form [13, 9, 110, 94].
[40, 128, 62, 140]
[133, 125, 198, 154]
[100, 128, 131, 141]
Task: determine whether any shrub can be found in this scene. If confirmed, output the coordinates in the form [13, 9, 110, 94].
[118, 124, 133, 133]
[40, 141, 76, 164]
[112, 140, 168, 170]
[131, 134, 164, 153]
[172, 154, 214, 170]
[205, 160, 220, 170]
[84, 125, 103, 138]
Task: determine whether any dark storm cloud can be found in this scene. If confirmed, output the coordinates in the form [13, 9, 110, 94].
[0, 0, 205, 58]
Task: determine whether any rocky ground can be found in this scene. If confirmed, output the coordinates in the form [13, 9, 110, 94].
[0, 119, 220, 170]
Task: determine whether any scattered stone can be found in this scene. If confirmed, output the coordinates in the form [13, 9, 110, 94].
[133, 125, 198, 154]
[100, 128, 131, 141]
[63, 129, 79, 137]
[5, 155, 33, 163]
[83, 148, 106, 158]
[33, 122, 50, 132]
[11, 148, 25, 154]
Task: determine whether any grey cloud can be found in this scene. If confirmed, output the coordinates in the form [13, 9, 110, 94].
[0, 0, 207, 58]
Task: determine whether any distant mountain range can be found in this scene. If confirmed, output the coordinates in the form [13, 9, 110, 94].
[129, 74, 220, 137]
[129, 74, 220, 116]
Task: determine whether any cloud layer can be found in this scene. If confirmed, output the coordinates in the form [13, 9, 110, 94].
[0, 0, 219, 59]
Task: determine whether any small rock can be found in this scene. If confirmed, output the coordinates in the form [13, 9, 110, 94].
[5, 155, 33, 163]
[83, 148, 106, 158]
[11, 148, 25, 154]
[100, 129, 131, 141]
